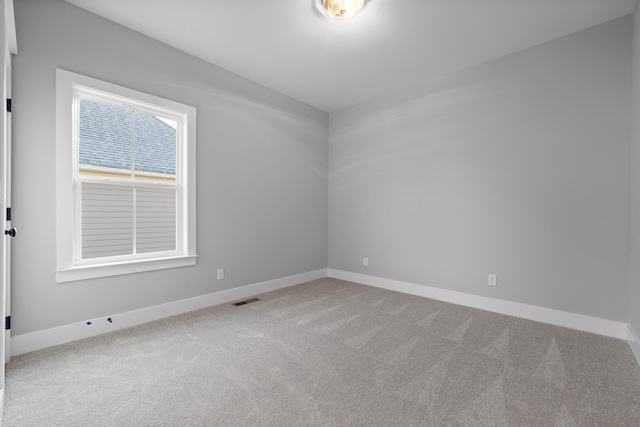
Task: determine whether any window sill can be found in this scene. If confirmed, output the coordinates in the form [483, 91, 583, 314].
[57, 255, 197, 283]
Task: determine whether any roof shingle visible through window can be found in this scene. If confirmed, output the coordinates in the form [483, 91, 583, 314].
[79, 99, 176, 175]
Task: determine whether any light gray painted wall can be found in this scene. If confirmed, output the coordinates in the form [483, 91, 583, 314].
[329, 17, 632, 322]
[11, 0, 328, 335]
[630, 3, 640, 334]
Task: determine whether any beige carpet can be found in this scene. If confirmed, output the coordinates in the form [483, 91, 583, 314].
[4, 278, 640, 426]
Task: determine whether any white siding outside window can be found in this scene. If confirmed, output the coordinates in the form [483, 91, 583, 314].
[135, 186, 177, 254]
[81, 182, 134, 259]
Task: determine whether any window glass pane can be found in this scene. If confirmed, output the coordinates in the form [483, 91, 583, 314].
[136, 187, 177, 254]
[82, 183, 134, 259]
[79, 99, 132, 172]
[134, 112, 176, 177]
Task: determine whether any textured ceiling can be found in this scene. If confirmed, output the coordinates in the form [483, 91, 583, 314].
[64, 0, 635, 112]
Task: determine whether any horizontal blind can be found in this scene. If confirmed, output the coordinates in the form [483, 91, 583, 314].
[82, 182, 134, 259]
[136, 187, 177, 254]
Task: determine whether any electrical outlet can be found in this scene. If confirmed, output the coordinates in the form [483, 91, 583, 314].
[363, 257, 368, 266]
[488, 274, 497, 286]
[217, 268, 224, 280]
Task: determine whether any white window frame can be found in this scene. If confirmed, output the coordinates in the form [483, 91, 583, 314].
[56, 69, 197, 282]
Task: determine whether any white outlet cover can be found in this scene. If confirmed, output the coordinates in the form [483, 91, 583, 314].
[488, 274, 497, 286]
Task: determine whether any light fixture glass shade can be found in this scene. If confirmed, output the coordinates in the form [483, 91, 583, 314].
[321, 0, 366, 20]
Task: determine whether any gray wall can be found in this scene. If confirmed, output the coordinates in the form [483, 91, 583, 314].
[329, 17, 632, 322]
[11, 0, 328, 335]
[630, 3, 640, 334]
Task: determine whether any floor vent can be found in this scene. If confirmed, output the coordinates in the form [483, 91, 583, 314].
[232, 297, 261, 307]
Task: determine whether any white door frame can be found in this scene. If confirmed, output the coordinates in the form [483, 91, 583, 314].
[3, 12, 11, 366]
[0, 0, 16, 422]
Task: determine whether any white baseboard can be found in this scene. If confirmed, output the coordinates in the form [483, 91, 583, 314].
[11, 269, 327, 356]
[328, 269, 629, 340]
[12, 268, 637, 361]
[628, 324, 640, 367]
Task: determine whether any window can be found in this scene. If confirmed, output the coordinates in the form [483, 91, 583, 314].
[56, 69, 196, 282]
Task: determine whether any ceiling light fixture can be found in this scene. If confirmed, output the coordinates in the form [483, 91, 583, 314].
[318, 0, 368, 20]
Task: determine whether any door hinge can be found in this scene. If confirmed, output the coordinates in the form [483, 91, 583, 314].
[6, 207, 11, 221]
[5, 316, 10, 330]
[6, 98, 11, 113]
